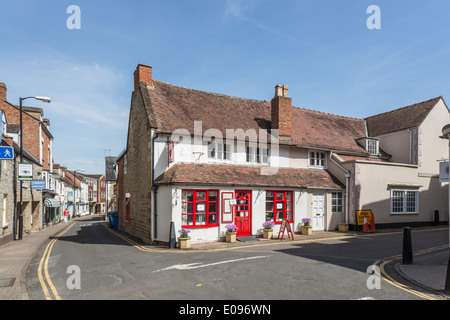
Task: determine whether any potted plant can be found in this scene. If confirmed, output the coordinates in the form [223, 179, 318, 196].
[178, 228, 191, 249]
[225, 224, 238, 243]
[301, 218, 312, 235]
[262, 221, 275, 239]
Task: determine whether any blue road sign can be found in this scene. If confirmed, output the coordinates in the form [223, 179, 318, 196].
[0, 146, 14, 160]
[31, 180, 46, 190]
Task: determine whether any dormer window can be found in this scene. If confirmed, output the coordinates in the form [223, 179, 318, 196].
[366, 138, 379, 155]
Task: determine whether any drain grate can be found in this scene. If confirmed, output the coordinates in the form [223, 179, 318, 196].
[0, 278, 16, 288]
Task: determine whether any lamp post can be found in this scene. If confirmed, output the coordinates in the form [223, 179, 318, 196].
[441, 124, 450, 294]
[17, 96, 51, 240]
[73, 169, 84, 218]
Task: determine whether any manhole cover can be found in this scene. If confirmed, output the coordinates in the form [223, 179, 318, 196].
[0, 278, 15, 288]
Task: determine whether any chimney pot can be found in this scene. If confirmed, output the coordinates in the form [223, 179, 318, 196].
[275, 84, 289, 98]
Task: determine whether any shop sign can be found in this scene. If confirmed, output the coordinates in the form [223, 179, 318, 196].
[18, 163, 33, 181]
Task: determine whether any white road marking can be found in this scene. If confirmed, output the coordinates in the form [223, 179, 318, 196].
[152, 255, 271, 273]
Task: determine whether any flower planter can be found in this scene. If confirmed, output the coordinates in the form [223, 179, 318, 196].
[301, 226, 312, 235]
[178, 237, 191, 250]
[263, 228, 273, 239]
[338, 223, 349, 232]
[226, 232, 237, 243]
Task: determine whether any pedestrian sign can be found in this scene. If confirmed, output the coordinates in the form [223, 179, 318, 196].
[0, 146, 14, 160]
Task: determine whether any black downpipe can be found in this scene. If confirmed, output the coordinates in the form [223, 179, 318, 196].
[151, 131, 159, 240]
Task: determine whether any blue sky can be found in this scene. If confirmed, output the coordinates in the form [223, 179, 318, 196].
[1, 0, 450, 174]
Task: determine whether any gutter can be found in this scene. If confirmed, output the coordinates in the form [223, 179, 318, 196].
[329, 151, 350, 224]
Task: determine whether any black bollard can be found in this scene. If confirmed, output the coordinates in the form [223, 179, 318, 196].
[169, 222, 176, 249]
[402, 227, 413, 265]
[434, 210, 440, 225]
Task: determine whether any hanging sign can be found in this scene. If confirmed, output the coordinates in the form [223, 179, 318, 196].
[18, 163, 33, 181]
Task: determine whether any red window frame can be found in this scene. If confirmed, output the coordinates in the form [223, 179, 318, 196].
[181, 190, 219, 228]
[265, 191, 293, 224]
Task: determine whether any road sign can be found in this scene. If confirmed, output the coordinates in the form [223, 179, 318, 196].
[0, 146, 14, 160]
[31, 180, 46, 190]
[18, 163, 33, 181]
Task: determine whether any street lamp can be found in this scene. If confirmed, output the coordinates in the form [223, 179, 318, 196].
[73, 169, 85, 218]
[441, 124, 450, 294]
[17, 96, 51, 240]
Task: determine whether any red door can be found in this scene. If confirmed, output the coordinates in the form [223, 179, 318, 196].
[234, 191, 252, 236]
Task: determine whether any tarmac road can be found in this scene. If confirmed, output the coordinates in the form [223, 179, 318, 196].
[25, 216, 449, 301]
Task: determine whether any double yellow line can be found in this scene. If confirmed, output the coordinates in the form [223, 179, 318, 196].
[38, 222, 77, 300]
[374, 245, 448, 300]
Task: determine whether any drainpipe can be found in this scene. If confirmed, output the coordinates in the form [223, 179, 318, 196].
[151, 130, 160, 240]
[329, 151, 350, 224]
[408, 129, 413, 164]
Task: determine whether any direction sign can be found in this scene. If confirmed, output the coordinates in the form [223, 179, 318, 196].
[31, 180, 46, 190]
[0, 146, 14, 160]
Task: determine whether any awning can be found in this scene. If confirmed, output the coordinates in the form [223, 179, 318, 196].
[44, 198, 61, 208]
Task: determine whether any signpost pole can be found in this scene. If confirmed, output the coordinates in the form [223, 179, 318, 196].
[18, 98, 23, 240]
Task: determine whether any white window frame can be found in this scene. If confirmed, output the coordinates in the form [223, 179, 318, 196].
[246, 145, 270, 164]
[366, 138, 379, 155]
[390, 189, 419, 214]
[308, 150, 327, 169]
[208, 142, 231, 162]
[331, 192, 343, 213]
[2, 195, 7, 228]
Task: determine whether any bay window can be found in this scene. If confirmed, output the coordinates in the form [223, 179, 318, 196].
[182, 190, 219, 227]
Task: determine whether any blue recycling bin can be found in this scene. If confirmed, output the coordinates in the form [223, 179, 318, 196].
[107, 211, 118, 228]
[110, 212, 119, 230]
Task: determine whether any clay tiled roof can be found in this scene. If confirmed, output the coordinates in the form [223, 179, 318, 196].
[148, 80, 271, 136]
[291, 108, 367, 153]
[365, 97, 443, 137]
[154, 163, 344, 189]
[146, 80, 367, 153]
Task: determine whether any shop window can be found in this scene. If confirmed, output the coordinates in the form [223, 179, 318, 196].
[265, 191, 293, 223]
[182, 190, 219, 227]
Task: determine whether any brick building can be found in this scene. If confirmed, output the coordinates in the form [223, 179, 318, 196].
[117, 64, 449, 245]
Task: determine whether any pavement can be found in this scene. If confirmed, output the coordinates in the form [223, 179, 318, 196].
[0, 215, 449, 300]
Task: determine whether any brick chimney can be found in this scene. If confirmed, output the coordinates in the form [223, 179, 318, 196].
[134, 64, 153, 92]
[0, 82, 6, 101]
[271, 84, 292, 139]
